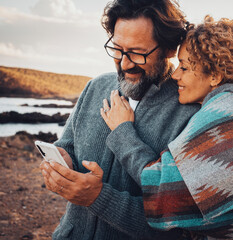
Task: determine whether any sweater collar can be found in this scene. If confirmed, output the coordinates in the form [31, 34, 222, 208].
[142, 77, 178, 101]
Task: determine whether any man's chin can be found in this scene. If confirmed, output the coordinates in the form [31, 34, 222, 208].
[124, 74, 141, 84]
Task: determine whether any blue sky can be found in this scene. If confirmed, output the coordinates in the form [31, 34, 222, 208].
[0, 0, 232, 78]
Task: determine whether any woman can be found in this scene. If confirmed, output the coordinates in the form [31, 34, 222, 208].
[101, 16, 233, 239]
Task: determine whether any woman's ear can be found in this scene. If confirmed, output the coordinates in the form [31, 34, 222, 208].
[210, 73, 223, 87]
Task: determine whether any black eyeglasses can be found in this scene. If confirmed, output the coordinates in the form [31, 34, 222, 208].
[104, 36, 159, 65]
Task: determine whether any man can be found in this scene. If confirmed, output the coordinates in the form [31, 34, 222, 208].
[40, 0, 200, 239]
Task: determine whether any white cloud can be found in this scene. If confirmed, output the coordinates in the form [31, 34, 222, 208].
[31, 0, 82, 19]
[0, 0, 115, 77]
[0, 4, 98, 26]
[85, 47, 101, 54]
[0, 40, 115, 77]
[0, 42, 106, 67]
[0, 42, 23, 57]
[0, 6, 74, 24]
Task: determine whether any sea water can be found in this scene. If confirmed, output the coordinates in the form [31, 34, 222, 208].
[0, 97, 73, 115]
[0, 97, 73, 137]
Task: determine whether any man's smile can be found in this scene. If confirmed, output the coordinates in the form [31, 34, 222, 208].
[124, 72, 142, 83]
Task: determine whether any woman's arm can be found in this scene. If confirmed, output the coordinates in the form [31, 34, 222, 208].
[141, 150, 233, 237]
[100, 90, 233, 237]
[101, 90, 158, 184]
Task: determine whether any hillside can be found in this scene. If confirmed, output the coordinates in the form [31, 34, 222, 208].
[0, 66, 92, 100]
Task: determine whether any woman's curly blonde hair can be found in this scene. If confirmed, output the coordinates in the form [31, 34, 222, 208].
[185, 16, 233, 84]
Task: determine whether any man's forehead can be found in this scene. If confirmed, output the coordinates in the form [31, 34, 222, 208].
[114, 17, 154, 35]
[113, 17, 157, 47]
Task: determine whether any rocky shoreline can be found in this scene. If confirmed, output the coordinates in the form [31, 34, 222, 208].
[0, 95, 76, 239]
[15, 130, 58, 143]
[22, 103, 75, 108]
[0, 111, 70, 125]
[0, 131, 67, 240]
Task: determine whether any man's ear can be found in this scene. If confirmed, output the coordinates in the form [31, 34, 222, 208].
[210, 73, 223, 87]
[166, 49, 177, 58]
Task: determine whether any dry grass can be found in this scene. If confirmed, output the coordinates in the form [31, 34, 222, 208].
[0, 66, 92, 100]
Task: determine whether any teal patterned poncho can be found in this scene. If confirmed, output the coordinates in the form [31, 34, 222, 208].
[142, 84, 233, 239]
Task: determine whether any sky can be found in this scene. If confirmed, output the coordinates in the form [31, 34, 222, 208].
[0, 0, 233, 78]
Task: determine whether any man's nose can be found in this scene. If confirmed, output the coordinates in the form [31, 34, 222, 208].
[120, 54, 135, 71]
[172, 68, 180, 81]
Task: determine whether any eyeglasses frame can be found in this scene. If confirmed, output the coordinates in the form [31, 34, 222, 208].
[104, 36, 159, 65]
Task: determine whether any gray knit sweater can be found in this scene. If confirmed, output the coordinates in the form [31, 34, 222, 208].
[53, 72, 200, 240]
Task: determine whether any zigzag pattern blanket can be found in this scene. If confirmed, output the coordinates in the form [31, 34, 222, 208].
[141, 89, 233, 239]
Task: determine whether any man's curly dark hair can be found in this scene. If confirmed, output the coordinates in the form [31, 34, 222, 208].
[101, 0, 186, 52]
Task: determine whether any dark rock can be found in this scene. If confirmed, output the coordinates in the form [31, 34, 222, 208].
[23, 145, 34, 152]
[17, 186, 28, 192]
[36, 131, 58, 142]
[32, 103, 74, 108]
[15, 131, 34, 139]
[58, 121, 66, 126]
[15, 131, 58, 142]
[0, 111, 69, 124]
[20, 233, 34, 240]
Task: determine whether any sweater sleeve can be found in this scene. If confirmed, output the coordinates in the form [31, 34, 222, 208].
[106, 121, 158, 186]
[89, 182, 183, 239]
[54, 81, 91, 171]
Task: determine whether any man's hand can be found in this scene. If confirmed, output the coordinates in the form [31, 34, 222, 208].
[57, 147, 73, 169]
[101, 90, 134, 131]
[40, 159, 103, 207]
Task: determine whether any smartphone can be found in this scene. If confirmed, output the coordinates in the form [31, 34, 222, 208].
[35, 140, 69, 168]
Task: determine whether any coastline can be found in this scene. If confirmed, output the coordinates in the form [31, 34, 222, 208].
[0, 131, 67, 239]
[0, 66, 86, 239]
[0, 96, 72, 239]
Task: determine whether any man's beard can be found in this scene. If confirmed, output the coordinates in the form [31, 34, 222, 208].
[117, 55, 168, 100]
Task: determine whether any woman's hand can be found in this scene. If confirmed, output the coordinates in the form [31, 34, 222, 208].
[100, 90, 134, 131]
